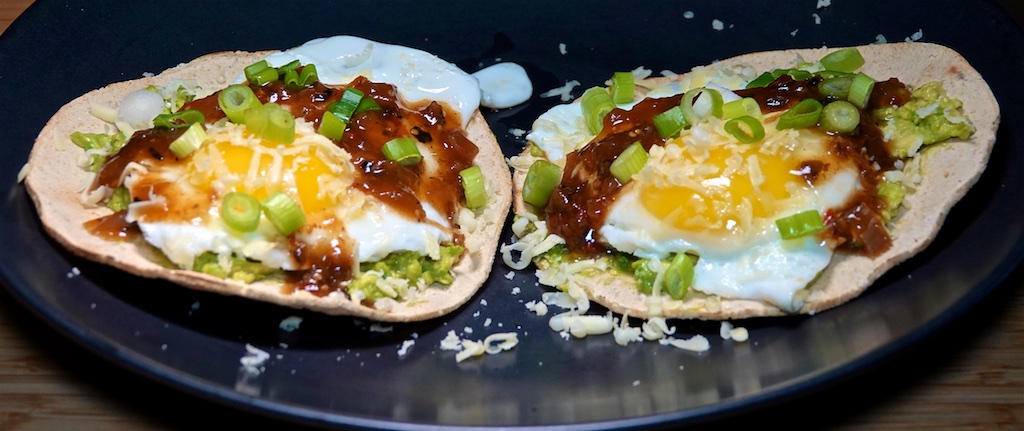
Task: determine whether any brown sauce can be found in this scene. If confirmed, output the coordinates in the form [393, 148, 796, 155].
[545, 74, 913, 259]
[544, 95, 681, 255]
[86, 75, 477, 297]
[83, 210, 140, 240]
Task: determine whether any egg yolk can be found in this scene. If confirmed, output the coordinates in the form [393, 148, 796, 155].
[181, 125, 351, 226]
[639, 144, 809, 237]
[216, 140, 337, 215]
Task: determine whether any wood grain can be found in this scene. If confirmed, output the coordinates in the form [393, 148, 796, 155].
[1, 1, 1022, 430]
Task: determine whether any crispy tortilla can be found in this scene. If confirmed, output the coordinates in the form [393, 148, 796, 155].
[24, 50, 513, 322]
[511, 42, 999, 320]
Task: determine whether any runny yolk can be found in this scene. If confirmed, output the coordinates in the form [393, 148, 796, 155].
[638, 144, 808, 237]
[209, 139, 339, 221]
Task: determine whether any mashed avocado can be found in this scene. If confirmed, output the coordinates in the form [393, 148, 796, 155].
[348, 245, 465, 301]
[875, 81, 975, 158]
[193, 252, 282, 283]
[192, 245, 464, 301]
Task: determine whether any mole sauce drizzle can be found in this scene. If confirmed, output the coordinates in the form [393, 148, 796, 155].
[545, 75, 911, 259]
[91, 73, 477, 296]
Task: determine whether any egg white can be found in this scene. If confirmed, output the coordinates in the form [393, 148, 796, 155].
[125, 119, 454, 273]
[526, 66, 864, 311]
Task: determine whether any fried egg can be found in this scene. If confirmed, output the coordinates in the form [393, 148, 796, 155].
[122, 36, 478, 275]
[125, 119, 453, 271]
[527, 68, 862, 310]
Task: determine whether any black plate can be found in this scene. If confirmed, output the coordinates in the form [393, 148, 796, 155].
[2, 1, 1023, 429]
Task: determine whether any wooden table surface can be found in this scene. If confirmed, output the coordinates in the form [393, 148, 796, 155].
[2, 1, 1022, 430]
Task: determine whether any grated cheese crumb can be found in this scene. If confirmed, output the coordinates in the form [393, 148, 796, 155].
[905, 29, 924, 42]
[278, 316, 303, 332]
[240, 344, 270, 374]
[816, 0, 831, 8]
[397, 339, 415, 357]
[558, 43, 567, 55]
[712, 19, 725, 31]
[540, 80, 581, 102]
[659, 335, 711, 352]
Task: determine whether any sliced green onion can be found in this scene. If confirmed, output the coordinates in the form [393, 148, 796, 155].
[220, 192, 262, 232]
[653, 105, 688, 139]
[355, 96, 381, 114]
[522, 159, 562, 208]
[681, 87, 724, 125]
[275, 60, 301, 75]
[773, 68, 813, 81]
[318, 111, 347, 140]
[723, 97, 762, 119]
[724, 116, 766, 144]
[610, 71, 635, 104]
[382, 137, 422, 165]
[153, 109, 205, 129]
[244, 60, 278, 86]
[581, 87, 616, 134]
[261, 191, 306, 235]
[661, 253, 695, 300]
[245, 103, 295, 144]
[745, 71, 775, 89]
[327, 87, 364, 123]
[168, 122, 207, 158]
[818, 74, 855, 99]
[459, 165, 488, 209]
[775, 209, 825, 239]
[282, 68, 300, 87]
[848, 72, 876, 109]
[776, 98, 823, 130]
[218, 84, 262, 124]
[819, 48, 865, 73]
[819, 100, 861, 134]
[609, 141, 648, 184]
[298, 64, 319, 86]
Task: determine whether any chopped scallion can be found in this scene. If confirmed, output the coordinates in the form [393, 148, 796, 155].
[776, 98, 823, 130]
[848, 72, 876, 109]
[328, 87, 364, 123]
[610, 71, 635, 104]
[722, 97, 762, 119]
[818, 74, 855, 99]
[168, 122, 207, 158]
[681, 87, 723, 125]
[282, 68, 300, 88]
[522, 159, 562, 208]
[318, 111, 347, 141]
[298, 64, 319, 87]
[581, 87, 615, 134]
[220, 192, 262, 232]
[244, 103, 295, 144]
[275, 60, 301, 75]
[819, 48, 865, 73]
[819, 100, 861, 134]
[724, 116, 766, 144]
[459, 165, 488, 209]
[244, 60, 278, 86]
[653, 105, 688, 139]
[661, 253, 695, 300]
[609, 141, 648, 184]
[218, 84, 262, 124]
[775, 209, 825, 239]
[382, 137, 422, 165]
[746, 71, 776, 89]
[261, 192, 306, 235]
